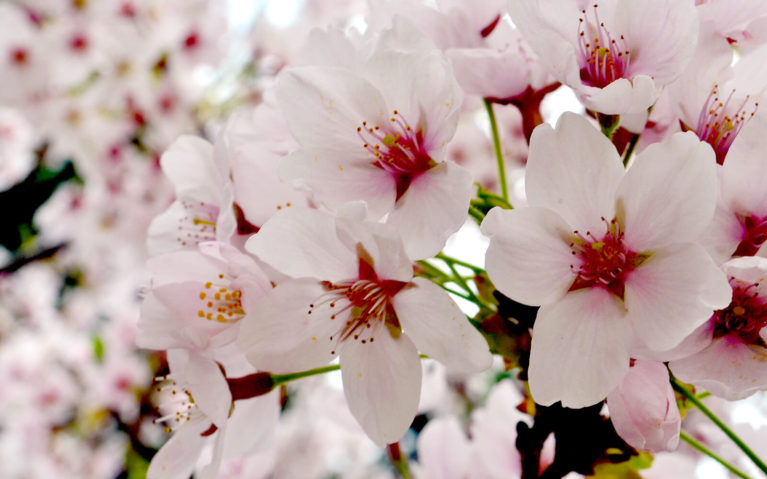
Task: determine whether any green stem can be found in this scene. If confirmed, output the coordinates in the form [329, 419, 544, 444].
[680, 431, 752, 479]
[387, 442, 413, 479]
[444, 261, 481, 302]
[672, 377, 767, 475]
[436, 253, 484, 272]
[483, 99, 510, 205]
[416, 260, 451, 280]
[476, 185, 513, 209]
[441, 286, 475, 303]
[271, 364, 341, 385]
[468, 205, 486, 223]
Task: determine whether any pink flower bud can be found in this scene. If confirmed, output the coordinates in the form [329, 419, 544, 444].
[607, 359, 680, 452]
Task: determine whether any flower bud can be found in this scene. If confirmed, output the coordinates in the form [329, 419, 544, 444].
[607, 360, 680, 452]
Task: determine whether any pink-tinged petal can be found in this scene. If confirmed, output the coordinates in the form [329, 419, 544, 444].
[146, 202, 190, 256]
[616, 0, 698, 86]
[528, 288, 632, 408]
[146, 249, 223, 286]
[394, 278, 492, 374]
[146, 419, 208, 479]
[161, 135, 223, 204]
[525, 113, 623, 234]
[670, 335, 767, 400]
[482, 207, 576, 306]
[700, 201, 743, 265]
[415, 416, 471, 479]
[245, 207, 356, 282]
[581, 75, 657, 115]
[223, 391, 280, 458]
[275, 66, 389, 159]
[279, 149, 396, 220]
[617, 132, 718, 251]
[387, 162, 472, 259]
[625, 243, 731, 353]
[721, 112, 767, 218]
[237, 279, 339, 374]
[631, 320, 714, 363]
[178, 351, 232, 427]
[607, 360, 680, 452]
[138, 286, 234, 351]
[446, 46, 531, 101]
[340, 329, 422, 446]
[363, 47, 462, 152]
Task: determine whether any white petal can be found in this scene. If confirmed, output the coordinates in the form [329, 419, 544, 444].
[617, 132, 717, 251]
[223, 391, 280, 458]
[181, 352, 232, 427]
[278, 149, 397, 220]
[525, 112, 623, 234]
[387, 162, 472, 260]
[146, 420, 208, 479]
[340, 330, 422, 446]
[625, 243, 731, 352]
[276, 67, 389, 158]
[482, 206, 576, 306]
[161, 135, 224, 204]
[721, 111, 767, 218]
[528, 288, 632, 408]
[245, 207, 356, 282]
[670, 336, 767, 400]
[394, 278, 492, 374]
[236, 279, 339, 374]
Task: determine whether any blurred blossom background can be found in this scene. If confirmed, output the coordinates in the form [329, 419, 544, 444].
[0, 1, 764, 478]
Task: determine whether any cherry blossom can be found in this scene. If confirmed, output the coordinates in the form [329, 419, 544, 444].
[482, 113, 730, 407]
[275, 22, 471, 259]
[670, 256, 767, 400]
[509, 0, 698, 117]
[238, 206, 492, 445]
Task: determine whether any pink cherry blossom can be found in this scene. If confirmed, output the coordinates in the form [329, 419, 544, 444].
[606, 360, 680, 452]
[237, 206, 492, 445]
[667, 25, 766, 165]
[699, 111, 767, 263]
[670, 256, 767, 400]
[275, 23, 471, 259]
[481, 113, 730, 407]
[138, 242, 272, 352]
[147, 135, 236, 256]
[509, 0, 698, 116]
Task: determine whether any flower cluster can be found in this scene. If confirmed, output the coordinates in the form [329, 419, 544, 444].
[5, 0, 767, 477]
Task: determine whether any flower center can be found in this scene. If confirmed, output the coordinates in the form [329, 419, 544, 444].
[713, 277, 767, 344]
[197, 274, 244, 323]
[152, 377, 202, 434]
[577, 4, 631, 88]
[694, 84, 758, 165]
[176, 200, 219, 248]
[568, 217, 643, 300]
[734, 215, 767, 257]
[307, 244, 407, 354]
[358, 110, 437, 201]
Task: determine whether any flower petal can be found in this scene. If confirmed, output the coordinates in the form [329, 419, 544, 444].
[394, 277, 492, 374]
[625, 243, 731, 353]
[237, 279, 339, 374]
[340, 329, 422, 446]
[721, 111, 767, 218]
[245, 207, 356, 282]
[481, 206, 576, 306]
[386, 161, 472, 259]
[617, 132, 717, 251]
[670, 336, 767, 400]
[525, 112, 623, 234]
[528, 288, 632, 408]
